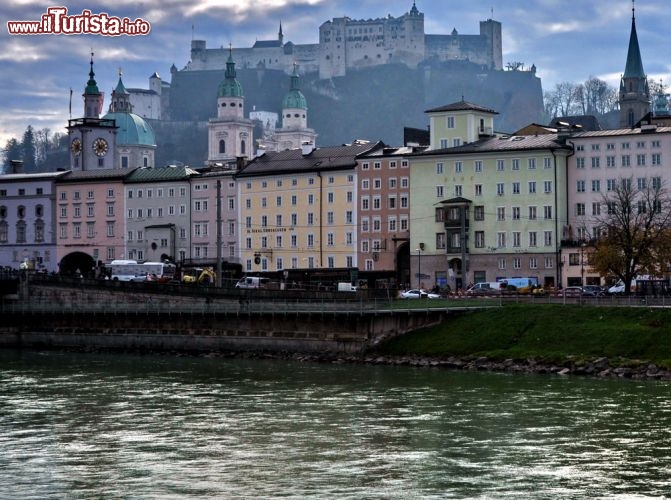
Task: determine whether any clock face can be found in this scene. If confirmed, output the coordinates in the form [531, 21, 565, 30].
[70, 138, 82, 155]
[93, 138, 109, 157]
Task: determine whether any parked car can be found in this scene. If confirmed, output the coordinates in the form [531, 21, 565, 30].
[561, 286, 598, 297]
[582, 285, 605, 297]
[399, 289, 441, 299]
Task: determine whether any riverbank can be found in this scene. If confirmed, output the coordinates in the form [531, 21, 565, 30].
[364, 303, 671, 380]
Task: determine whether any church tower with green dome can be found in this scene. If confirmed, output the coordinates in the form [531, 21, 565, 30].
[102, 72, 157, 169]
[262, 64, 317, 152]
[208, 49, 254, 164]
[67, 53, 118, 171]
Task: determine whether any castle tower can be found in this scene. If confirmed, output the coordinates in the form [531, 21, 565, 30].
[67, 53, 117, 170]
[619, 3, 650, 128]
[208, 49, 254, 163]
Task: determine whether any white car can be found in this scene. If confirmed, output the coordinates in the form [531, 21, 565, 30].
[399, 289, 441, 299]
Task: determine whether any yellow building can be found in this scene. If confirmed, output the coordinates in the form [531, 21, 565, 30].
[235, 142, 383, 278]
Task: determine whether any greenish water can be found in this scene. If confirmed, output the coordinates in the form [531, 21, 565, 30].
[0, 350, 669, 499]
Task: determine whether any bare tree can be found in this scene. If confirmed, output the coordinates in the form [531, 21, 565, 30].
[589, 177, 671, 295]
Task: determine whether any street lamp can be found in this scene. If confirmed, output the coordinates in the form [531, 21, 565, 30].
[580, 242, 586, 286]
[415, 247, 422, 289]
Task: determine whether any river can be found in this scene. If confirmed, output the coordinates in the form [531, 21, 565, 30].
[1, 349, 669, 499]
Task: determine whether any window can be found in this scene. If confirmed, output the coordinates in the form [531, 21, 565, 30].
[512, 182, 520, 194]
[497, 159, 505, 171]
[528, 231, 537, 247]
[437, 162, 444, 174]
[544, 157, 552, 169]
[607, 179, 617, 191]
[544, 231, 553, 247]
[474, 206, 485, 221]
[577, 180, 585, 193]
[454, 185, 462, 197]
[512, 231, 521, 247]
[474, 184, 482, 196]
[576, 203, 585, 216]
[544, 206, 552, 220]
[475, 231, 484, 248]
[528, 158, 536, 170]
[474, 160, 483, 173]
[607, 156, 616, 168]
[592, 202, 601, 216]
[528, 181, 536, 194]
[622, 155, 631, 167]
[436, 186, 444, 198]
[436, 232, 446, 249]
[591, 179, 601, 192]
[529, 257, 538, 270]
[591, 157, 600, 168]
[497, 232, 506, 248]
[576, 157, 585, 169]
[544, 181, 552, 193]
[447, 116, 455, 128]
[652, 153, 662, 166]
[512, 159, 520, 170]
[497, 207, 505, 221]
[637, 154, 646, 167]
[528, 206, 537, 220]
[496, 183, 504, 196]
[512, 207, 520, 220]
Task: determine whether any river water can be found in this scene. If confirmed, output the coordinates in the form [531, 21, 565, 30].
[1, 350, 670, 499]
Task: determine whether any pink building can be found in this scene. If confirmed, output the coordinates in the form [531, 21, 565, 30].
[55, 170, 131, 276]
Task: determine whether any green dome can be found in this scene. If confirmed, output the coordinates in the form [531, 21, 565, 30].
[102, 112, 156, 146]
[218, 53, 243, 98]
[282, 67, 307, 110]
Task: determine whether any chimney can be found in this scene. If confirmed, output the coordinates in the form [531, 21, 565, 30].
[236, 156, 247, 170]
[301, 141, 315, 155]
[10, 160, 23, 174]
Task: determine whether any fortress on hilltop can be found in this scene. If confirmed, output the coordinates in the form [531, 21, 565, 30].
[184, 2, 502, 79]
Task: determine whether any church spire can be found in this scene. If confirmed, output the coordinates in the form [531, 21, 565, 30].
[83, 51, 103, 118]
[618, 0, 650, 128]
[279, 21, 284, 45]
[623, 1, 645, 79]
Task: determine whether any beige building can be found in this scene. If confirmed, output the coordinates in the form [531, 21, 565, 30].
[235, 142, 383, 282]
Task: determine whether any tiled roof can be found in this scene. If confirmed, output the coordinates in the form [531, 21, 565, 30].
[125, 165, 199, 183]
[571, 126, 671, 138]
[55, 168, 136, 183]
[411, 134, 570, 157]
[425, 100, 498, 115]
[236, 141, 384, 177]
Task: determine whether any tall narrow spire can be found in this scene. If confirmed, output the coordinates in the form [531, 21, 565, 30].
[623, 1, 645, 79]
[84, 50, 99, 96]
[618, 0, 650, 128]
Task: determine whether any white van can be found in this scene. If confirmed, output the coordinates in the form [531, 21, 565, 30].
[235, 276, 270, 289]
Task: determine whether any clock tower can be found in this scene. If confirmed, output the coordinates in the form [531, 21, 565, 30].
[67, 52, 118, 170]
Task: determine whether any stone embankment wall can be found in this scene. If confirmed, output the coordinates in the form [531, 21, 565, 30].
[1, 284, 447, 354]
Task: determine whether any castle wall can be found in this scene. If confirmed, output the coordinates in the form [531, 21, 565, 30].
[185, 7, 500, 80]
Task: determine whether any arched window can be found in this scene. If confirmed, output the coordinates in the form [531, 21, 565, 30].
[240, 140, 246, 155]
[219, 139, 226, 154]
[35, 205, 43, 218]
[17, 205, 25, 218]
[0, 221, 7, 243]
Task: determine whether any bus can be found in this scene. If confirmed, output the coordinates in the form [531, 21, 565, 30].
[108, 260, 176, 282]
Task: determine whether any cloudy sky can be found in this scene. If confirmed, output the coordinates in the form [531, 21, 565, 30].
[1, 0, 670, 149]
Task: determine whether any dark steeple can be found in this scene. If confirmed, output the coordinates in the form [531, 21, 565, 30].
[623, 2, 645, 79]
[619, 1, 650, 128]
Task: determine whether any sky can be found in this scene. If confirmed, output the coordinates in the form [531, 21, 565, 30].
[1, 0, 670, 149]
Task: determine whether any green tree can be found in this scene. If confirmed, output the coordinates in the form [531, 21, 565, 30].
[2, 138, 22, 173]
[21, 125, 37, 172]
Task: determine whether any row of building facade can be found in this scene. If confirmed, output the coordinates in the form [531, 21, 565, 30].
[1, 6, 670, 290]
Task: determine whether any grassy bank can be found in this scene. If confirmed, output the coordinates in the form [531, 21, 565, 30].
[373, 304, 671, 369]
